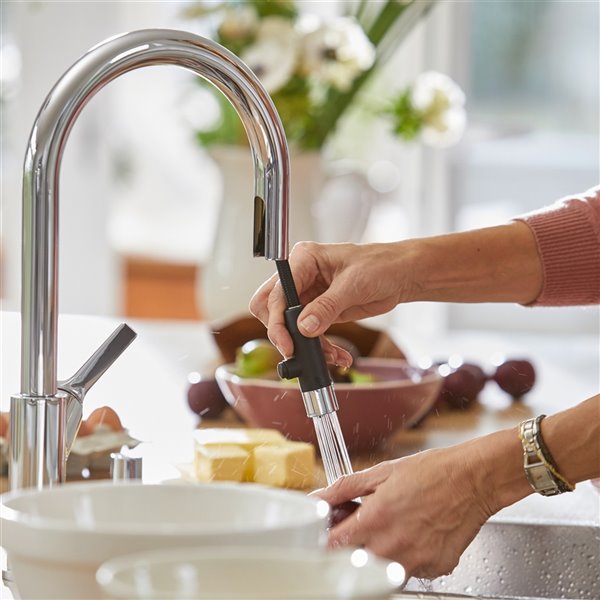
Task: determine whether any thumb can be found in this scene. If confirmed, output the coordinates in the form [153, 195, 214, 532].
[297, 284, 347, 337]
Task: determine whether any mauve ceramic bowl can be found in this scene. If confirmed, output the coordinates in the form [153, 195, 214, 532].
[215, 358, 443, 451]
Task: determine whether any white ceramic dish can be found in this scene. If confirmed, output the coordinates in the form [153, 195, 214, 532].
[1, 481, 329, 600]
[97, 546, 406, 599]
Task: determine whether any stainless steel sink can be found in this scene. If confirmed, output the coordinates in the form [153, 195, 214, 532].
[401, 518, 599, 600]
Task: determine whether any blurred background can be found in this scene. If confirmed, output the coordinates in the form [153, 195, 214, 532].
[1, 0, 598, 340]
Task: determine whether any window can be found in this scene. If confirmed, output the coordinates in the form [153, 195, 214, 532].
[448, 0, 599, 333]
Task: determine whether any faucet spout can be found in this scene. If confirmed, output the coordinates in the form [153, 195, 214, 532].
[12, 29, 290, 490]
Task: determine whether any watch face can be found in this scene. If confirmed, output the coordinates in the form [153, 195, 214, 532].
[526, 461, 560, 495]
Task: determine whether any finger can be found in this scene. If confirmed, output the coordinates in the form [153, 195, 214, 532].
[327, 503, 368, 550]
[319, 337, 353, 368]
[311, 463, 391, 506]
[248, 274, 279, 325]
[265, 280, 295, 357]
[249, 278, 293, 357]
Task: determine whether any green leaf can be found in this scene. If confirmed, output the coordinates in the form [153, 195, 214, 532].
[383, 88, 424, 141]
[250, 0, 298, 20]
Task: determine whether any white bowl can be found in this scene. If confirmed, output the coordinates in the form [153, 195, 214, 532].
[97, 546, 406, 599]
[1, 481, 329, 600]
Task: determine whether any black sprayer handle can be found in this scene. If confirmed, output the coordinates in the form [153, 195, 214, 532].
[275, 260, 332, 392]
[277, 305, 332, 392]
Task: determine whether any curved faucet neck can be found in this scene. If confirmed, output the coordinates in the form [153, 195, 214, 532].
[21, 29, 290, 397]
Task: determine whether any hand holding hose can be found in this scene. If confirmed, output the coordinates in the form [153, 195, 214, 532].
[250, 241, 407, 365]
[250, 222, 543, 364]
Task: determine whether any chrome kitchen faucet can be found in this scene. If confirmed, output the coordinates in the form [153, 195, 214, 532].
[10, 29, 290, 490]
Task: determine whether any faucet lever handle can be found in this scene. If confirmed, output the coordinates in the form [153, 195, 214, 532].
[59, 323, 137, 401]
[59, 323, 137, 453]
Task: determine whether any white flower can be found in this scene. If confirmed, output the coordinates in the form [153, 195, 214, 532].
[411, 71, 466, 147]
[421, 107, 466, 148]
[300, 16, 375, 91]
[218, 6, 258, 40]
[240, 17, 299, 93]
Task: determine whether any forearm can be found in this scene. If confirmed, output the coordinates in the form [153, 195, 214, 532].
[405, 221, 543, 305]
[541, 394, 600, 484]
[471, 394, 600, 515]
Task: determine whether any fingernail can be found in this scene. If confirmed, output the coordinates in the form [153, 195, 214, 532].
[299, 314, 320, 334]
[338, 357, 352, 369]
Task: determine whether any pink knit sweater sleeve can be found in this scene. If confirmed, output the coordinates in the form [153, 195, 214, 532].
[516, 186, 600, 306]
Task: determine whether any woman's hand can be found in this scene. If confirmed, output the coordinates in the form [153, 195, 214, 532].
[249, 241, 414, 363]
[315, 395, 599, 580]
[313, 441, 507, 580]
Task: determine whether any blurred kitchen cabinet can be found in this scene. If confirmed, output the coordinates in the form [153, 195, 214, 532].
[123, 257, 203, 320]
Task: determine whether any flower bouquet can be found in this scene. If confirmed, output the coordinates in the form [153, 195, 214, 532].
[184, 1, 467, 323]
[183, 0, 466, 151]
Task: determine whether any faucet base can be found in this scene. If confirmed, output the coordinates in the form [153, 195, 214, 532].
[9, 393, 67, 490]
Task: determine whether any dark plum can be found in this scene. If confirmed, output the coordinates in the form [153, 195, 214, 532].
[461, 362, 488, 394]
[438, 362, 486, 410]
[329, 500, 361, 528]
[493, 359, 536, 398]
[187, 376, 228, 418]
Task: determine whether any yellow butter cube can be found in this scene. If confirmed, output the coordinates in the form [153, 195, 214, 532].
[194, 444, 249, 483]
[194, 428, 287, 480]
[253, 441, 315, 489]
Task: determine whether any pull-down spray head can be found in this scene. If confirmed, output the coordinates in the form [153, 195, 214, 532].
[275, 261, 337, 417]
[275, 260, 353, 484]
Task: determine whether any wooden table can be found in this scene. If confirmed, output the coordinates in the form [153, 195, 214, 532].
[0, 395, 533, 495]
[144, 392, 533, 492]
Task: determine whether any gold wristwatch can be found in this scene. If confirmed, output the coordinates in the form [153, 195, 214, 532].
[518, 415, 574, 496]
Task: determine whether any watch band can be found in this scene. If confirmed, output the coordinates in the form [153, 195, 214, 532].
[518, 415, 575, 496]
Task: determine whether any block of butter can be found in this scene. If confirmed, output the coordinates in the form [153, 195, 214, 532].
[192, 428, 315, 489]
[193, 428, 287, 482]
[194, 444, 249, 483]
[253, 441, 315, 489]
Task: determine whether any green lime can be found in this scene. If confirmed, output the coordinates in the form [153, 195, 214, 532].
[347, 369, 376, 384]
[235, 339, 281, 377]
